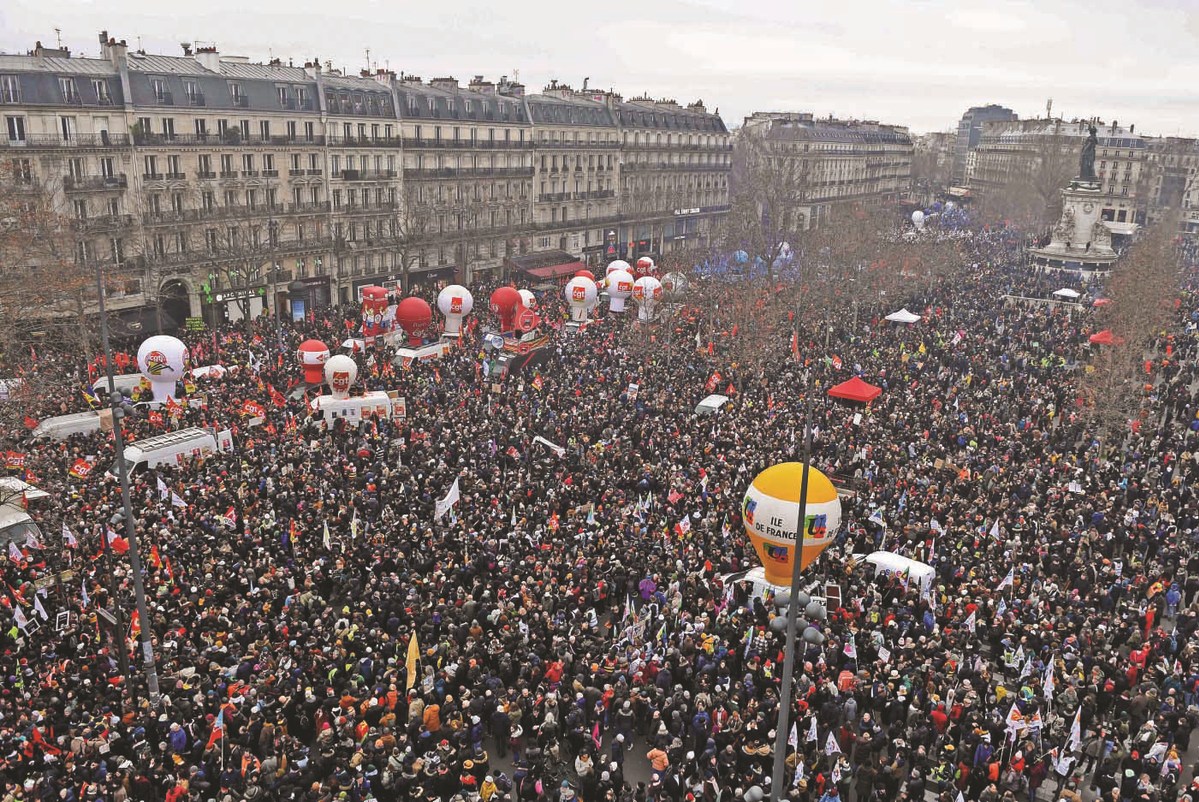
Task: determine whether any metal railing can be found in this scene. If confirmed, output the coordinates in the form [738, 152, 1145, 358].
[1, 133, 131, 148]
[63, 174, 128, 191]
[402, 166, 533, 180]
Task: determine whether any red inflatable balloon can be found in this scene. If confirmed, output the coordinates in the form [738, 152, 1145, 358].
[489, 286, 522, 332]
[395, 297, 433, 347]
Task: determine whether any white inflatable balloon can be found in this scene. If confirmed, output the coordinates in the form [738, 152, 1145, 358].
[517, 289, 537, 311]
[323, 354, 358, 400]
[136, 335, 188, 402]
[912, 210, 925, 230]
[632, 276, 663, 322]
[564, 277, 598, 323]
[606, 269, 635, 313]
[606, 260, 631, 277]
[661, 272, 688, 299]
[436, 285, 474, 336]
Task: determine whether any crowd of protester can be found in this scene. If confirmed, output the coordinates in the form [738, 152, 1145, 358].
[1, 223, 1199, 802]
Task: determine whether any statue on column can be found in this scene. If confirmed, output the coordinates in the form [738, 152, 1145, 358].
[1079, 123, 1098, 182]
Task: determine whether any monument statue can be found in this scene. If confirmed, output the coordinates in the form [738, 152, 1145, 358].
[1054, 207, 1075, 242]
[1091, 220, 1111, 250]
[1079, 124, 1098, 182]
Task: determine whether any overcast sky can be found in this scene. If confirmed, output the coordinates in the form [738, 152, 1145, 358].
[2, 0, 1196, 135]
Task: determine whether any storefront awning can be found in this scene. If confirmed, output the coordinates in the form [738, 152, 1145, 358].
[527, 261, 586, 279]
[507, 249, 585, 280]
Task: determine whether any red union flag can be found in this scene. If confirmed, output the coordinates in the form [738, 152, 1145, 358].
[5, 452, 26, 471]
[240, 400, 266, 418]
[69, 459, 94, 480]
[704, 370, 722, 394]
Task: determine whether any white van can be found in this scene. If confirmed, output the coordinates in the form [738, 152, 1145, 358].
[92, 373, 147, 397]
[121, 427, 218, 473]
[312, 391, 406, 424]
[695, 394, 731, 415]
[854, 551, 936, 591]
[0, 478, 48, 549]
[32, 411, 103, 441]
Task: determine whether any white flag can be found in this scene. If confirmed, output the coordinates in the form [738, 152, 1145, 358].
[997, 567, 1015, 591]
[157, 476, 169, 499]
[868, 508, 886, 528]
[1066, 707, 1082, 752]
[825, 731, 841, 755]
[806, 717, 818, 742]
[956, 792, 966, 802]
[171, 492, 187, 508]
[435, 477, 461, 521]
[843, 635, 857, 659]
[62, 523, 77, 548]
[33, 594, 48, 621]
[792, 759, 805, 787]
[1043, 660, 1055, 701]
[989, 518, 1001, 540]
[788, 721, 798, 750]
[323, 520, 332, 550]
[8, 541, 23, 563]
[964, 611, 976, 634]
[878, 646, 891, 663]
[930, 518, 943, 533]
[350, 509, 359, 540]
[12, 605, 29, 631]
[81, 580, 90, 609]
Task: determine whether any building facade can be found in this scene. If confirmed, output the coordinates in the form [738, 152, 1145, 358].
[740, 112, 913, 230]
[951, 104, 1016, 186]
[0, 32, 729, 330]
[968, 118, 1149, 233]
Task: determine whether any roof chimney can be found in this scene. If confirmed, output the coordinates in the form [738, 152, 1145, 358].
[430, 76, 459, 92]
[98, 32, 127, 68]
[194, 44, 221, 72]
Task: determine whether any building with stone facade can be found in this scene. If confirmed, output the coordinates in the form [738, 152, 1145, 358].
[0, 32, 728, 330]
[950, 104, 1016, 186]
[739, 112, 912, 230]
[968, 118, 1148, 234]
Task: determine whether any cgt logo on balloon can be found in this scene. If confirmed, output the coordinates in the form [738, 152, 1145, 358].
[142, 350, 170, 376]
[572, 286, 586, 302]
[330, 370, 352, 396]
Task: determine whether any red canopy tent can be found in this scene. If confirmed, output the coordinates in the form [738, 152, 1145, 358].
[827, 376, 882, 403]
[1088, 329, 1122, 346]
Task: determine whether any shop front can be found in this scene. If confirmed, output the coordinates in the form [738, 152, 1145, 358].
[287, 276, 332, 322]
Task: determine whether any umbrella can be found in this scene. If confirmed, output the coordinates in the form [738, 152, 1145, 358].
[1092, 298, 1112, 307]
[1088, 330, 1123, 346]
[1052, 288, 1081, 299]
[827, 377, 882, 403]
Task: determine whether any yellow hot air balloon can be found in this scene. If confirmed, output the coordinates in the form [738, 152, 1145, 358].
[742, 462, 842, 586]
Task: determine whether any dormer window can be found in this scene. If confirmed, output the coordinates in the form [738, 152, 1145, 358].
[60, 77, 79, 104]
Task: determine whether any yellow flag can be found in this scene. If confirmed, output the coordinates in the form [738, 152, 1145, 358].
[405, 632, 420, 690]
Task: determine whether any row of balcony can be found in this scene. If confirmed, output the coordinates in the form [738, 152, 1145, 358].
[402, 166, 534, 180]
[622, 161, 731, 172]
[134, 132, 328, 147]
[536, 189, 617, 203]
[2, 133, 131, 149]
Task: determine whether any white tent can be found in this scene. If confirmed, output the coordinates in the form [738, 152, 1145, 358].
[884, 308, 921, 324]
[1052, 288, 1081, 299]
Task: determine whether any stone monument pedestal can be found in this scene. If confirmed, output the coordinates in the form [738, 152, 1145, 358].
[1030, 180, 1118, 276]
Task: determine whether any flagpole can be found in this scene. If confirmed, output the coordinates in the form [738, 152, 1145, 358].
[771, 401, 814, 802]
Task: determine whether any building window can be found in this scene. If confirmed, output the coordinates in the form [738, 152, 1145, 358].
[228, 83, 245, 104]
[92, 80, 111, 104]
[4, 116, 25, 143]
[59, 77, 79, 104]
[0, 76, 21, 103]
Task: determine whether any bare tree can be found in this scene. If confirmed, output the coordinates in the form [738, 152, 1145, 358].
[1079, 216, 1180, 454]
[721, 127, 809, 279]
[0, 160, 101, 361]
[393, 193, 433, 292]
[977, 129, 1077, 229]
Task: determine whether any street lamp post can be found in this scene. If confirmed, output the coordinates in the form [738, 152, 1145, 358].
[93, 261, 162, 710]
[770, 405, 814, 801]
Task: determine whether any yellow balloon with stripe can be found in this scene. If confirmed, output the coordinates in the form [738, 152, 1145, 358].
[742, 462, 842, 586]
